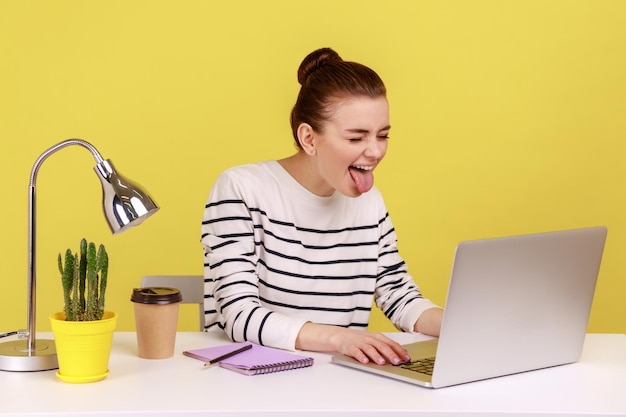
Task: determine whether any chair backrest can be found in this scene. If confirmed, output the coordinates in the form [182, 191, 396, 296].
[140, 275, 205, 331]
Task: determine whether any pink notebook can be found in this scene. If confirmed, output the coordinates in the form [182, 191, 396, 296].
[183, 342, 314, 375]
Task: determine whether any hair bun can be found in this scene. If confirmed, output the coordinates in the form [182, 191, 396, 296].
[297, 47, 342, 85]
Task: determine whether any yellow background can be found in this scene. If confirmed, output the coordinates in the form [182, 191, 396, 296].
[1, 1, 624, 334]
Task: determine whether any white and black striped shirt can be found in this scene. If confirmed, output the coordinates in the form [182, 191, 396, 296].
[201, 161, 438, 350]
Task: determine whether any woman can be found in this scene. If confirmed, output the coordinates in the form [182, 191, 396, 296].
[201, 47, 443, 366]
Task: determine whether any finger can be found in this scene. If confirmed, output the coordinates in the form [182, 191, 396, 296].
[359, 344, 387, 365]
[373, 344, 405, 365]
[389, 343, 411, 363]
[350, 348, 372, 364]
[369, 336, 411, 365]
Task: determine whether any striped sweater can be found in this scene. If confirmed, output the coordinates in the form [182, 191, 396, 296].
[201, 161, 438, 350]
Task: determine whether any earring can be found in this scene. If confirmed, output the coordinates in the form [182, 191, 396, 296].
[308, 149, 315, 155]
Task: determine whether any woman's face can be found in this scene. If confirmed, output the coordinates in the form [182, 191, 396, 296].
[310, 95, 390, 197]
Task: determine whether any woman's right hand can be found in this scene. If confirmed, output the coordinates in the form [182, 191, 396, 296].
[295, 322, 411, 365]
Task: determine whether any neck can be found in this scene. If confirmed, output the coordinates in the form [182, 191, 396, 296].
[278, 151, 334, 197]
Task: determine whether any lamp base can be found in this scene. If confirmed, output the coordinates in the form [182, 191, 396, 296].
[0, 339, 58, 372]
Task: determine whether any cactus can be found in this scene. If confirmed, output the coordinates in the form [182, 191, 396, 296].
[96, 244, 108, 320]
[58, 250, 75, 320]
[57, 238, 109, 321]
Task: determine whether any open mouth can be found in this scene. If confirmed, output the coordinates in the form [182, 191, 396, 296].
[349, 165, 375, 193]
[350, 165, 374, 171]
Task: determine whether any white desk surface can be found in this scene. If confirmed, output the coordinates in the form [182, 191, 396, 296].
[1, 331, 625, 417]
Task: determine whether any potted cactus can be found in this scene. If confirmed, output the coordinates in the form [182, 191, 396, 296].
[58, 238, 109, 321]
[49, 238, 118, 383]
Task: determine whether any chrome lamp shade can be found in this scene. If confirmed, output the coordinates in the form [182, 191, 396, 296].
[0, 139, 158, 372]
[96, 159, 159, 234]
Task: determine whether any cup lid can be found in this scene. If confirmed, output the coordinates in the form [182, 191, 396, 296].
[131, 287, 183, 304]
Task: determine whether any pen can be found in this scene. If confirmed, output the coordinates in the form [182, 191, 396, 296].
[203, 343, 253, 367]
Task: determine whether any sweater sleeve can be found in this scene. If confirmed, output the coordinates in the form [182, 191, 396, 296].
[201, 168, 308, 350]
[374, 211, 440, 333]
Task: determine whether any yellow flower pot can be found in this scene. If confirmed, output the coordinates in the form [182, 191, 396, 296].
[49, 311, 118, 383]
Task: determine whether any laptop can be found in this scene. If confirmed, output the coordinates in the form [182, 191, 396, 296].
[332, 226, 607, 388]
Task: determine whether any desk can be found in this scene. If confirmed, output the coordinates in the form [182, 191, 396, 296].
[1, 332, 625, 416]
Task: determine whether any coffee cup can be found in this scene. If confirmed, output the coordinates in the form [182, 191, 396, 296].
[131, 287, 182, 359]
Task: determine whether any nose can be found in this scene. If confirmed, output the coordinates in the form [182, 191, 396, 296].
[364, 138, 387, 160]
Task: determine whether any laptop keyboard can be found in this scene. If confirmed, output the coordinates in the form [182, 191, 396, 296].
[398, 357, 436, 376]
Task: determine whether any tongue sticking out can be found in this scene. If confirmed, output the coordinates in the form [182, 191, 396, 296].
[349, 167, 374, 194]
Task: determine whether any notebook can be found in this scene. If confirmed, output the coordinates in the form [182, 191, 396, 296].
[184, 342, 314, 375]
[332, 226, 607, 388]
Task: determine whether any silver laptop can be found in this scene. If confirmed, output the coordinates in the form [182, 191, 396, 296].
[332, 226, 607, 388]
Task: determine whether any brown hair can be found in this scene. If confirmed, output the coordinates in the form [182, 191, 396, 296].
[289, 48, 387, 149]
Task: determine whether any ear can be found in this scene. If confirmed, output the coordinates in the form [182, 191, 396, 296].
[296, 123, 316, 155]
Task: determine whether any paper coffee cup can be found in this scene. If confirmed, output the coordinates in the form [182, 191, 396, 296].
[131, 287, 182, 359]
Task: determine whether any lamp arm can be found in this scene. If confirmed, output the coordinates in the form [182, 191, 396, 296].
[29, 139, 104, 186]
[27, 139, 106, 352]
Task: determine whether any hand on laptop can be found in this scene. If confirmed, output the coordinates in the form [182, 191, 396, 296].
[296, 322, 412, 365]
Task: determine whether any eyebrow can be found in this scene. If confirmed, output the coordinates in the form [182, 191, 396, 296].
[344, 125, 391, 134]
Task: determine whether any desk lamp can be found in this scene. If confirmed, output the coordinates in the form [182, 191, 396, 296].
[0, 139, 159, 372]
